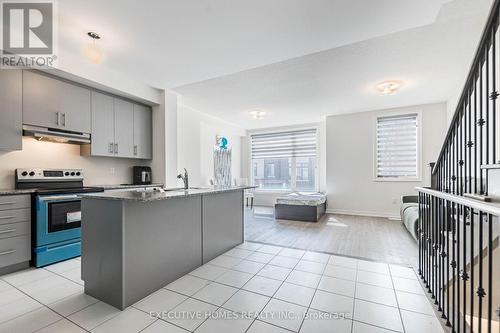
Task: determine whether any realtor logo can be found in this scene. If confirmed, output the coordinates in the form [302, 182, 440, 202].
[1, 0, 57, 68]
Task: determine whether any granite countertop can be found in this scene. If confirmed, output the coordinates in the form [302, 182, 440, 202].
[0, 184, 163, 196]
[81, 186, 255, 202]
[0, 188, 37, 195]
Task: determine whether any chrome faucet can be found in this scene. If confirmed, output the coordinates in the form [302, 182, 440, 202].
[177, 168, 189, 190]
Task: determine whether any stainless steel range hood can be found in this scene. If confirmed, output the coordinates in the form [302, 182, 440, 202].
[23, 125, 91, 144]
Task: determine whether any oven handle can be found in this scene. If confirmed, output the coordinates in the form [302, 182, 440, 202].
[37, 194, 81, 202]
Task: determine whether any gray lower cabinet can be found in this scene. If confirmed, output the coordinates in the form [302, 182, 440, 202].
[0, 70, 22, 151]
[23, 71, 91, 133]
[202, 191, 244, 263]
[0, 195, 31, 274]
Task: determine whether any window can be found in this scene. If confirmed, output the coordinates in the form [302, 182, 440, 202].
[375, 113, 419, 180]
[251, 128, 317, 191]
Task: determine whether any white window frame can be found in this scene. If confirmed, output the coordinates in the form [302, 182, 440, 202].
[373, 110, 422, 182]
[248, 125, 320, 192]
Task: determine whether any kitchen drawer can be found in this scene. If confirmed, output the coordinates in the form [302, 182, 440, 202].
[0, 222, 30, 240]
[0, 195, 31, 210]
[0, 208, 31, 225]
[0, 235, 30, 268]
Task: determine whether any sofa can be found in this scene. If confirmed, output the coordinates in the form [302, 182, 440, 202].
[400, 195, 419, 241]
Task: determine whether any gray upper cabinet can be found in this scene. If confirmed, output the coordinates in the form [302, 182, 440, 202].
[113, 98, 135, 158]
[90, 92, 115, 157]
[59, 80, 91, 133]
[23, 71, 91, 133]
[84, 94, 152, 160]
[133, 104, 152, 159]
[0, 70, 22, 151]
[23, 71, 60, 129]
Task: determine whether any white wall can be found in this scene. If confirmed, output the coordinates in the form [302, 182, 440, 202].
[325, 102, 447, 218]
[177, 105, 245, 187]
[0, 137, 149, 188]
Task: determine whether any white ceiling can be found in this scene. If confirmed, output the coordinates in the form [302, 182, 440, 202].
[57, 0, 492, 129]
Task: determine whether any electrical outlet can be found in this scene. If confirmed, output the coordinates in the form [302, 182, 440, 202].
[110, 167, 115, 175]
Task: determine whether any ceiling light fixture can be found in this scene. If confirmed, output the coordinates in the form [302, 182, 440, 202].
[249, 110, 266, 120]
[85, 32, 102, 64]
[376, 81, 402, 96]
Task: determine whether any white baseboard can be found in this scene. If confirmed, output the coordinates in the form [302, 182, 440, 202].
[326, 208, 400, 220]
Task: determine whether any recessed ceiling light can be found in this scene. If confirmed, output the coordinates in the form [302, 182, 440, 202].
[249, 110, 266, 120]
[376, 81, 402, 96]
[85, 32, 102, 64]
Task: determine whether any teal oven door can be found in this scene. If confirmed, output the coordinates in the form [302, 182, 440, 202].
[34, 194, 82, 266]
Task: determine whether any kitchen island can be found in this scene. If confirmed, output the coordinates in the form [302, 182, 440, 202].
[80, 186, 250, 309]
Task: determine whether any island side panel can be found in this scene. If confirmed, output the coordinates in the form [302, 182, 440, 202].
[81, 198, 124, 309]
[122, 196, 202, 307]
[202, 190, 244, 263]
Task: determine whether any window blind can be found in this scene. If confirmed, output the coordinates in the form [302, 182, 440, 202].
[376, 114, 418, 178]
[251, 128, 317, 159]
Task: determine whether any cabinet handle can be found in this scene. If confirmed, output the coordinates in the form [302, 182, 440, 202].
[0, 215, 15, 219]
[62, 113, 66, 127]
[134, 145, 137, 156]
[114, 143, 118, 154]
[109, 143, 114, 154]
[56, 112, 59, 125]
[0, 229, 16, 234]
[0, 202, 14, 205]
[0, 249, 16, 256]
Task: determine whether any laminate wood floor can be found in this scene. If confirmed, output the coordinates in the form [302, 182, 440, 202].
[244, 207, 418, 267]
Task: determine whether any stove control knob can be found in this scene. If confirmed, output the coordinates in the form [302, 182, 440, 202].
[29, 171, 35, 176]
[70, 172, 75, 176]
[21, 171, 28, 177]
[65, 172, 70, 176]
[76, 172, 81, 176]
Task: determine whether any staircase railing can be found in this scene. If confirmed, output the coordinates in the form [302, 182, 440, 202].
[418, 1, 500, 332]
[432, 0, 500, 195]
[417, 187, 499, 333]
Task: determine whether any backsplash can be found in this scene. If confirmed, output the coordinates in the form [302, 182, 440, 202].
[0, 137, 150, 189]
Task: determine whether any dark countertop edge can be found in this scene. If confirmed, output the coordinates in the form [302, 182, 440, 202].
[80, 186, 256, 202]
[90, 184, 164, 190]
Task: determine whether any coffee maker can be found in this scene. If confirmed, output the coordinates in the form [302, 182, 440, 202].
[133, 166, 152, 185]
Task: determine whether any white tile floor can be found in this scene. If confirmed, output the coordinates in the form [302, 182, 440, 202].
[0, 242, 445, 333]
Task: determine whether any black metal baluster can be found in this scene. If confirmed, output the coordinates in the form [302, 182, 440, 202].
[461, 107, 465, 196]
[470, 208, 475, 333]
[474, 78, 478, 195]
[432, 195, 436, 298]
[486, 42, 490, 194]
[492, 28, 497, 164]
[477, 211, 484, 333]
[479, 61, 485, 194]
[445, 199, 451, 325]
[462, 206, 468, 333]
[468, 94, 473, 194]
[440, 197, 446, 316]
[426, 193, 430, 288]
[418, 192, 422, 277]
[451, 202, 456, 329]
[487, 213, 492, 333]
[438, 197, 443, 311]
[457, 203, 461, 333]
